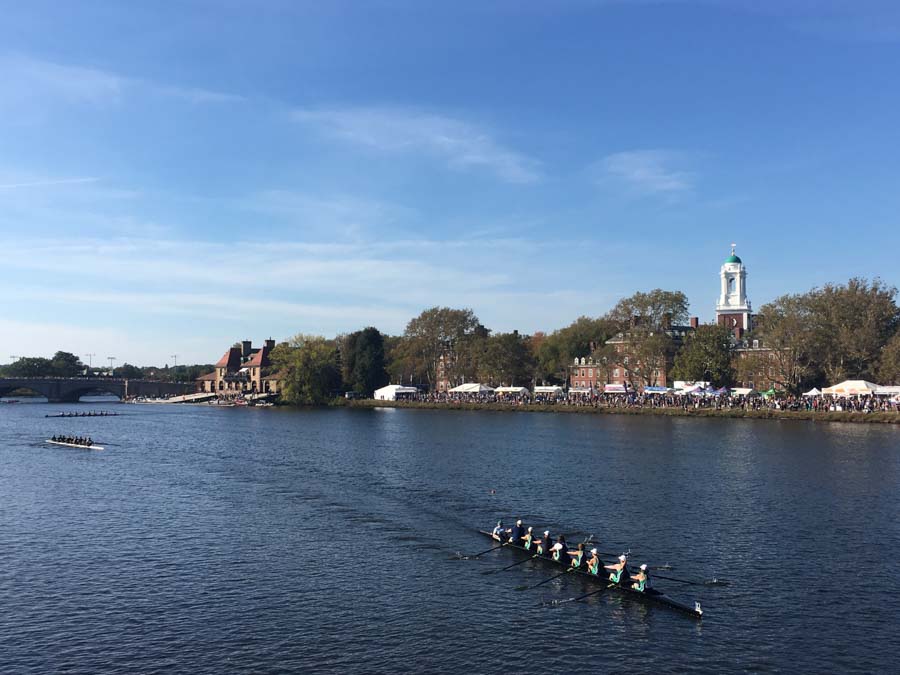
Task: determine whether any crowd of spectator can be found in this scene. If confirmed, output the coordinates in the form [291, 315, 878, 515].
[389, 390, 900, 413]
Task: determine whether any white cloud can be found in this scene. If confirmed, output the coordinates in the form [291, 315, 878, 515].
[0, 54, 242, 109]
[597, 149, 694, 195]
[292, 106, 541, 183]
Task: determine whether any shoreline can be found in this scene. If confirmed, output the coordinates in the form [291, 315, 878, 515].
[343, 399, 900, 424]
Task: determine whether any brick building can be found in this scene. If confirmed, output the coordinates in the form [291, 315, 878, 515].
[196, 339, 281, 396]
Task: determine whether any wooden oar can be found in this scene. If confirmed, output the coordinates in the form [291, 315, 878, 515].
[481, 554, 538, 574]
[652, 573, 729, 586]
[456, 541, 509, 560]
[515, 566, 575, 591]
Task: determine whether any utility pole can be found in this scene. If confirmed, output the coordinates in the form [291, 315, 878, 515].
[170, 354, 178, 368]
[84, 353, 95, 368]
[107, 356, 116, 376]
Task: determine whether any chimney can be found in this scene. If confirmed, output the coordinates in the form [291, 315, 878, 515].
[264, 338, 275, 351]
[241, 340, 252, 358]
[690, 317, 699, 329]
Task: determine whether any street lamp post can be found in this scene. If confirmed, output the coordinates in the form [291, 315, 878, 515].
[107, 356, 116, 376]
[170, 354, 178, 369]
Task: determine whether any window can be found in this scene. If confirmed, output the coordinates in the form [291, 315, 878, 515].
[752, 339, 759, 349]
[613, 368, 620, 377]
[588, 369, 593, 377]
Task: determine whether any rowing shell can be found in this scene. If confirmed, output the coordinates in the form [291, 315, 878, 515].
[478, 530, 702, 618]
[46, 440, 105, 450]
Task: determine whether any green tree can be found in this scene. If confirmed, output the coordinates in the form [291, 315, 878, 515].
[606, 289, 690, 329]
[477, 331, 535, 386]
[342, 327, 389, 396]
[806, 278, 899, 382]
[751, 293, 816, 394]
[118, 363, 144, 379]
[877, 331, 900, 384]
[671, 324, 735, 387]
[534, 317, 615, 384]
[50, 351, 84, 377]
[5, 357, 53, 377]
[401, 307, 483, 389]
[272, 334, 341, 405]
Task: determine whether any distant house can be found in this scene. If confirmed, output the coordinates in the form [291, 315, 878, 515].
[195, 339, 281, 396]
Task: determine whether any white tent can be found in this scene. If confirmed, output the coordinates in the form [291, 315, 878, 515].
[731, 387, 756, 396]
[494, 386, 529, 395]
[821, 380, 879, 396]
[676, 385, 702, 395]
[373, 384, 419, 401]
[875, 385, 900, 396]
[448, 382, 495, 394]
[569, 387, 593, 394]
[802, 387, 822, 397]
[534, 385, 564, 395]
[603, 384, 628, 394]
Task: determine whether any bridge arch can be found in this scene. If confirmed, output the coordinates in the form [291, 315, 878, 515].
[0, 384, 50, 399]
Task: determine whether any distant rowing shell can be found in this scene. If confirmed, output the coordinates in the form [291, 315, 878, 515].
[45, 440, 105, 450]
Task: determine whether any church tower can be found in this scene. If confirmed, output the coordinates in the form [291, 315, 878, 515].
[715, 244, 752, 338]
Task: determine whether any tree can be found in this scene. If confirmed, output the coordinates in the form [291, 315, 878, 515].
[877, 331, 900, 384]
[401, 307, 483, 389]
[4, 357, 53, 377]
[606, 289, 690, 330]
[50, 351, 84, 377]
[118, 363, 144, 379]
[751, 294, 816, 394]
[534, 317, 616, 384]
[477, 331, 535, 386]
[806, 278, 899, 382]
[272, 334, 342, 405]
[671, 324, 735, 387]
[604, 290, 690, 388]
[342, 327, 389, 396]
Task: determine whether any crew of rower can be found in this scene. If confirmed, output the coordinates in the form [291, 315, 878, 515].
[51, 435, 93, 447]
[492, 519, 653, 592]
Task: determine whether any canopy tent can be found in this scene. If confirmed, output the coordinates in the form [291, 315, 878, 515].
[373, 384, 419, 401]
[730, 387, 756, 396]
[643, 386, 669, 394]
[821, 380, 879, 396]
[712, 386, 730, 395]
[802, 387, 822, 397]
[494, 386, 529, 395]
[448, 383, 495, 394]
[568, 387, 593, 394]
[534, 385, 564, 395]
[761, 387, 784, 397]
[603, 384, 628, 394]
[874, 385, 900, 396]
[676, 385, 702, 395]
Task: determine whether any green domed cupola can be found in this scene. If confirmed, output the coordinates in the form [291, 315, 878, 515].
[724, 244, 741, 264]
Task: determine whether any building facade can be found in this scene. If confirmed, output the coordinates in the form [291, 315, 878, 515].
[196, 339, 281, 396]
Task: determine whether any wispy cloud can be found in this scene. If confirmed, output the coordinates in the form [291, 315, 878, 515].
[293, 106, 541, 183]
[0, 54, 243, 108]
[597, 150, 694, 196]
[0, 177, 100, 190]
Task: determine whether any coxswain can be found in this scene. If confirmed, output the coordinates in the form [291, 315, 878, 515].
[491, 520, 507, 541]
[586, 548, 601, 575]
[535, 530, 554, 556]
[605, 554, 629, 584]
[550, 535, 568, 563]
[630, 563, 650, 592]
[509, 519, 526, 545]
[86, 437, 93, 447]
[567, 542, 586, 569]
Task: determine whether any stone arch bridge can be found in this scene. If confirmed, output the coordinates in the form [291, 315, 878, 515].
[0, 378, 192, 403]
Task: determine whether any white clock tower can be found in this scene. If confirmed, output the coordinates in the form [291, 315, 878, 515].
[715, 244, 752, 337]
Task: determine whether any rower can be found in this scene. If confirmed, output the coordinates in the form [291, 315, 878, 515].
[535, 530, 553, 556]
[509, 519, 526, 545]
[567, 542, 586, 569]
[586, 548, 601, 575]
[86, 437, 93, 447]
[522, 526, 535, 551]
[605, 554, 628, 584]
[491, 520, 507, 541]
[550, 535, 568, 563]
[630, 563, 651, 592]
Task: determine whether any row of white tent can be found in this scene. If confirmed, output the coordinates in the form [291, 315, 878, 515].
[805, 380, 900, 399]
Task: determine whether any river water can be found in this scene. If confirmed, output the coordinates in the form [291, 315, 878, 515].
[1, 402, 898, 673]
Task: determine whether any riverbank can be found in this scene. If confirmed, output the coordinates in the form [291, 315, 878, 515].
[344, 399, 900, 424]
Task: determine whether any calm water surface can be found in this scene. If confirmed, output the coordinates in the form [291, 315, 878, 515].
[1, 402, 898, 673]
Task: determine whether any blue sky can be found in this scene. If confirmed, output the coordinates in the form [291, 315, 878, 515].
[2, 0, 899, 365]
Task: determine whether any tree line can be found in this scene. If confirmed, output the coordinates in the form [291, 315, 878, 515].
[0, 353, 213, 383]
[5, 277, 898, 403]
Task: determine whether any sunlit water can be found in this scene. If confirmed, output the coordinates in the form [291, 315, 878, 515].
[1, 401, 898, 673]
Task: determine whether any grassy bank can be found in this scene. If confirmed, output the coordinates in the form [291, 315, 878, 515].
[342, 399, 900, 424]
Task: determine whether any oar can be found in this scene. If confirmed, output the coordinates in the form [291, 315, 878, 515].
[652, 573, 730, 587]
[455, 541, 509, 560]
[515, 566, 575, 591]
[482, 554, 538, 574]
[543, 582, 615, 606]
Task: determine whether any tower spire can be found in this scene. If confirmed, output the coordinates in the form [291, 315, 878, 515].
[731, 242, 736, 256]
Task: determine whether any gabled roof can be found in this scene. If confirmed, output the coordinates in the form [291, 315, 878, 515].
[215, 347, 242, 369]
[195, 372, 217, 381]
